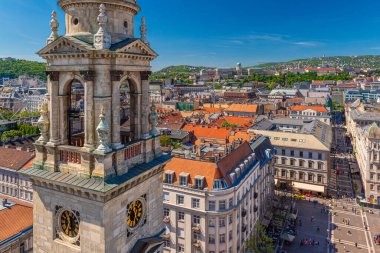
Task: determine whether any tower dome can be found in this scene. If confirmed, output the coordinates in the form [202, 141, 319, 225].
[58, 0, 140, 43]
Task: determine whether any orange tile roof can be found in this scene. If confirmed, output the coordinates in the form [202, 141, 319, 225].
[182, 125, 231, 140]
[164, 142, 253, 189]
[21, 158, 34, 170]
[224, 116, 255, 126]
[229, 132, 255, 143]
[225, 104, 258, 113]
[202, 107, 223, 113]
[0, 201, 33, 242]
[290, 105, 328, 113]
[164, 158, 220, 190]
[0, 148, 35, 171]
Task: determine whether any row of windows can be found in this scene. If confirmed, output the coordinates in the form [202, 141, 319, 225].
[164, 242, 233, 253]
[164, 193, 236, 211]
[369, 173, 380, 181]
[0, 186, 33, 200]
[276, 170, 324, 182]
[275, 158, 324, 169]
[276, 150, 324, 160]
[164, 172, 205, 190]
[370, 184, 380, 191]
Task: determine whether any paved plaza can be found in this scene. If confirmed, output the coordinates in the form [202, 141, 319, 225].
[283, 113, 380, 253]
[283, 199, 329, 253]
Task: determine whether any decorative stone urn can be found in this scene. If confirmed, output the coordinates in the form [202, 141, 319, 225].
[36, 102, 50, 144]
[95, 107, 112, 153]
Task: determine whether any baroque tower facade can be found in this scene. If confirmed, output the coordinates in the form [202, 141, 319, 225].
[21, 1, 169, 252]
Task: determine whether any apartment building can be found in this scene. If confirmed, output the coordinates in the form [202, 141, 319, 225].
[290, 105, 331, 125]
[162, 136, 275, 253]
[352, 123, 380, 204]
[253, 120, 332, 196]
[0, 148, 34, 203]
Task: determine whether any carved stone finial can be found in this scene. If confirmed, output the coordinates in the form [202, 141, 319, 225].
[47, 11, 59, 45]
[149, 102, 159, 136]
[94, 4, 111, 50]
[95, 106, 112, 153]
[37, 101, 50, 144]
[140, 16, 149, 45]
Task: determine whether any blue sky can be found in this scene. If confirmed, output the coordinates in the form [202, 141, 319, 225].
[1, 0, 380, 70]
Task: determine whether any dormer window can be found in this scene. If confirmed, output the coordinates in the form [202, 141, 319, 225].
[164, 171, 174, 184]
[229, 172, 237, 184]
[179, 172, 189, 186]
[194, 176, 205, 190]
[213, 179, 228, 190]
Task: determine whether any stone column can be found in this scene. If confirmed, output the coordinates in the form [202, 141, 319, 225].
[133, 93, 142, 140]
[58, 95, 69, 145]
[80, 71, 95, 150]
[110, 71, 123, 149]
[46, 71, 60, 145]
[141, 71, 151, 139]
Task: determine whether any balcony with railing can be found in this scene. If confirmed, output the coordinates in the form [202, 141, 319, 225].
[192, 240, 201, 248]
[192, 224, 201, 232]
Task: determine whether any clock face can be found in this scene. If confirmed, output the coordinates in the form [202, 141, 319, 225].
[127, 200, 144, 228]
[60, 210, 80, 238]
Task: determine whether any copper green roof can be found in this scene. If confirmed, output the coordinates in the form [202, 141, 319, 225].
[21, 155, 171, 193]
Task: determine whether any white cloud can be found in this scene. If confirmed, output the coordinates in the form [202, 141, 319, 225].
[294, 41, 319, 47]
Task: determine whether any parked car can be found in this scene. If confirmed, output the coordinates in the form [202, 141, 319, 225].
[374, 234, 380, 245]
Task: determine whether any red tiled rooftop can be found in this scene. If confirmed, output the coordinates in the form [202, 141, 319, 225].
[164, 142, 253, 189]
[290, 105, 328, 113]
[182, 125, 231, 140]
[0, 200, 33, 242]
[225, 104, 258, 113]
[224, 116, 255, 126]
[0, 148, 35, 171]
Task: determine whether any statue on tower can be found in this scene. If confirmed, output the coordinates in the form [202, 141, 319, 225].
[47, 11, 59, 45]
[149, 103, 159, 136]
[94, 4, 111, 50]
[140, 16, 149, 45]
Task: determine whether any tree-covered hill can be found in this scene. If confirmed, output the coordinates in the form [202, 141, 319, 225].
[158, 65, 213, 74]
[0, 58, 46, 80]
[252, 55, 380, 69]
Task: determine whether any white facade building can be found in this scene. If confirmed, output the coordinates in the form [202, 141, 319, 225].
[162, 137, 275, 253]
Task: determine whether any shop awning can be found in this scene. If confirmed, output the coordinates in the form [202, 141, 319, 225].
[281, 233, 295, 242]
[293, 182, 325, 193]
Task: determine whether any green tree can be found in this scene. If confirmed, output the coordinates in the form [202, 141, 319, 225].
[160, 135, 171, 147]
[221, 121, 231, 128]
[246, 223, 274, 253]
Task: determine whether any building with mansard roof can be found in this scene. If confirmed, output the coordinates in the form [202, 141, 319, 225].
[161, 136, 275, 253]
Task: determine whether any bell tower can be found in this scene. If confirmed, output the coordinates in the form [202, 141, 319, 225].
[21, 1, 169, 253]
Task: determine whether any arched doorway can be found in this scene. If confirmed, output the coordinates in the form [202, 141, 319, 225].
[68, 79, 84, 147]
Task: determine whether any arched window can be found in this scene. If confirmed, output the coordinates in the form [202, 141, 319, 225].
[68, 80, 84, 147]
[120, 80, 132, 144]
